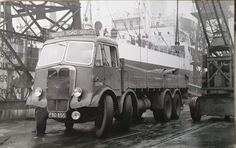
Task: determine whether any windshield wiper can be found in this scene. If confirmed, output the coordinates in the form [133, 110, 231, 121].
[48, 71, 57, 77]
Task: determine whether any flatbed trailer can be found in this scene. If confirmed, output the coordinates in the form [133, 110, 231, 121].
[120, 59, 188, 120]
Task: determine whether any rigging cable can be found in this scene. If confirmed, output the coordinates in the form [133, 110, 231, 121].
[142, 1, 169, 48]
[106, 2, 127, 39]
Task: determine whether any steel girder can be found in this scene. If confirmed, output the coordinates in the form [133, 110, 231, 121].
[0, 0, 81, 102]
[194, 0, 234, 94]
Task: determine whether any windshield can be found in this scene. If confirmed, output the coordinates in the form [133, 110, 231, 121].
[37, 42, 66, 67]
[65, 41, 94, 65]
[37, 41, 94, 67]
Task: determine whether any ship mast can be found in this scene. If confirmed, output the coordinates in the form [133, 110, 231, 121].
[175, 0, 180, 45]
[84, 0, 93, 28]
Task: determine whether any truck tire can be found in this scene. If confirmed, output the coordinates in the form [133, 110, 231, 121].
[134, 111, 144, 122]
[171, 93, 181, 119]
[35, 107, 48, 137]
[153, 109, 159, 121]
[157, 93, 172, 122]
[118, 95, 133, 131]
[95, 95, 114, 138]
[189, 98, 201, 122]
[65, 121, 74, 131]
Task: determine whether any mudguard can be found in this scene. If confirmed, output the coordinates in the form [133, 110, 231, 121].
[70, 92, 93, 109]
[90, 86, 117, 107]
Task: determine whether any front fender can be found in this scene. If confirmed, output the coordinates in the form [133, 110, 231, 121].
[90, 86, 116, 107]
[70, 92, 93, 109]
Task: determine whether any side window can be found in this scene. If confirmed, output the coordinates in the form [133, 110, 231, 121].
[103, 45, 118, 67]
[103, 45, 111, 66]
[110, 46, 118, 67]
[95, 44, 103, 66]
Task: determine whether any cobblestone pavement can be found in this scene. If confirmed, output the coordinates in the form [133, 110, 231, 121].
[0, 105, 234, 148]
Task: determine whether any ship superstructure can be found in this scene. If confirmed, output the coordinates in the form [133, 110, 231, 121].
[110, 4, 196, 72]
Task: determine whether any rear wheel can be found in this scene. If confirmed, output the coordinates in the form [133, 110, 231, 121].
[35, 107, 48, 136]
[189, 98, 201, 122]
[172, 93, 181, 119]
[118, 95, 133, 131]
[134, 111, 144, 121]
[95, 95, 114, 138]
[153, 109, 159, 121]
[156, 93, 172, 122]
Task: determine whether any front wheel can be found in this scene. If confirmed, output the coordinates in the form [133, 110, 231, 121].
[35, 107, 48, 136]
[95, 95, 114, 138]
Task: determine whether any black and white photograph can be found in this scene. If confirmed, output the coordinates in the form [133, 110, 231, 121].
[0, 0, 235, 147]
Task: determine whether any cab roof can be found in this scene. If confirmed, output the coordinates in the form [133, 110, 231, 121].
[44, 35, 118, 46]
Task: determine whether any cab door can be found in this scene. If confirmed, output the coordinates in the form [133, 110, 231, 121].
[93, 43, 105, 93]
[102, 44, 121, 95]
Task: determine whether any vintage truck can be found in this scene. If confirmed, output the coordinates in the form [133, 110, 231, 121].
[27, 29, 188, 137]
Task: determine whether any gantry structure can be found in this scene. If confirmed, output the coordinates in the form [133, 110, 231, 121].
[0, 0, 81, 109]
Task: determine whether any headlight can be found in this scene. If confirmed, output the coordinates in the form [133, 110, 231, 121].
[72, 87, 82, 97]
[71, 111, 81, 120]
[34, 87, 43, 97]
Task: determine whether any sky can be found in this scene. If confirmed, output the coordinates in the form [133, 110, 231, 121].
[80, 0, 197, 29]
[80, 0, 234, 35]
[6, 0, 234, 40]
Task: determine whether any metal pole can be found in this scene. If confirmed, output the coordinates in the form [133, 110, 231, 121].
[175, 0, 179, 45]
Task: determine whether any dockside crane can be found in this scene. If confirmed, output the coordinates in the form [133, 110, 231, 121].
[189, 0, 234, 121]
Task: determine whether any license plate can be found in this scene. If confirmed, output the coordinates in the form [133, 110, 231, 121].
[49, 112, 66, 119]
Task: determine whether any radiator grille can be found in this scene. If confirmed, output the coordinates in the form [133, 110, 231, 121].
[47, 68, 70, 112]
[47, 100, 68, 111]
